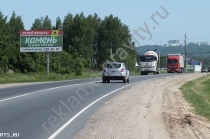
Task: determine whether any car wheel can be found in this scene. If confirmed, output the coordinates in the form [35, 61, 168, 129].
[127, 77, 130, 83]
[107, 79, 110, 83]
[102, 79, 106, 83]
[123, 77, 127, 83]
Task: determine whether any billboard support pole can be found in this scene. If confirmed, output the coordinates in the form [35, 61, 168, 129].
[46, 52, 50, 76]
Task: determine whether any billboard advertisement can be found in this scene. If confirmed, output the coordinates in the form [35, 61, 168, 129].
[190, 60, 202, 65]
[20, 30, 63, 52]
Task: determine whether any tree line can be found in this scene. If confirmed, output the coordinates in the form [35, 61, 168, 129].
[137, 45, 210, 68]
[0, 11, 138, 75]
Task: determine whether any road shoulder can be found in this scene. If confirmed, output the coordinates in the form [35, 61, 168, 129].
[74, 74, 210, 139]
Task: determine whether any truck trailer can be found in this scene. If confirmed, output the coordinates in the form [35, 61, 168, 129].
[138, 50, 160, 75]
[167, 54, 184, 73]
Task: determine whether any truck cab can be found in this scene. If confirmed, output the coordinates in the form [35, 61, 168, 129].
[167, 54, 184, 73]
[138, 51, 160, 75]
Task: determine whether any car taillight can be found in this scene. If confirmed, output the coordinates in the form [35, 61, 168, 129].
[121, 68, 124, 72]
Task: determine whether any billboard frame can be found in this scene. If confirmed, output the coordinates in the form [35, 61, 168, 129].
[20, 30, 63, 52]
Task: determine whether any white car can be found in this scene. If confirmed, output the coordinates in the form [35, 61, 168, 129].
[102, 62, 130, 83]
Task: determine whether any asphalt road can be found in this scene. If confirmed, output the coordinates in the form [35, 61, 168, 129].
[0, 73, 181, 139]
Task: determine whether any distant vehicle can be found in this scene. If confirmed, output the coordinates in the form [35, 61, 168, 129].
[194, 65, 202, 73]
[208, 67, 210, 72]
[102, 62, 130, 83]
[167, 54, 184, 73]
[161, 68, 167, 71]
[201, 67, 208, 73]
[138, 50, 160, 75]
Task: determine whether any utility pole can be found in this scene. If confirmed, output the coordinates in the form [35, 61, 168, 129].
[159, 51, 161, 72]
[184, 30, 187, 72]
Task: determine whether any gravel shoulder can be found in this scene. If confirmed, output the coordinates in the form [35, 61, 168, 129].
[74, 73, 210, 139]
[0, 83, 35, 89]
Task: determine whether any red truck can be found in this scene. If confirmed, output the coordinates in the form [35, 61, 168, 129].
[167, 54, 184, 73]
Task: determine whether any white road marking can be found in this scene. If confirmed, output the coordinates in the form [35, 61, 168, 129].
[48, 78, 159, 139]
[0, 76, 146, 103]
[0, 82, 95, 102]
[0, 75, 168, 139]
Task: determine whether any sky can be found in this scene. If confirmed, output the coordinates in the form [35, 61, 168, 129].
[1, 0, 210, 45]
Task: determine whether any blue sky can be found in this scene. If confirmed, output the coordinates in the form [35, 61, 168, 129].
[1, 0, 210, 45]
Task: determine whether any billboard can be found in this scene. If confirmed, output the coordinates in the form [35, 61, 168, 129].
[20, 30, 63, 52]
[190, 60, 202, 65]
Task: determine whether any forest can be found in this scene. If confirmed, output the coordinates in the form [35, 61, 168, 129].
[1, 11, 209, 76]
[0, 11, 139, 75]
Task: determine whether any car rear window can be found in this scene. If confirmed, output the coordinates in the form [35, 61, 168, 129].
[106, 63, 121, 68]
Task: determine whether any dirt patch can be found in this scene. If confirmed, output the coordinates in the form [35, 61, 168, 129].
[74, 73, 210, 139]
[162, 74, 210, 139]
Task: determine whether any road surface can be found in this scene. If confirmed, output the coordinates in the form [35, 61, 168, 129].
[0, 73, 185, 139]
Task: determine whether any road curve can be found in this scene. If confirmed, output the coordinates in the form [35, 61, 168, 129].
[0, 73, 181, 139]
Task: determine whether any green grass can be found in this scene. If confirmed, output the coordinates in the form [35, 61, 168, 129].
[129, 69, 140, 76]
[181, 74, 210, 120]
[0, 70, 102, 84]
[160, 70, 167, 74]
[0, 69, 140, 84]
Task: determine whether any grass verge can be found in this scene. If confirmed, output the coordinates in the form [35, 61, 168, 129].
[181, 74, 210, 120]
[0, 70, 102, 84]
[0, 69, 140, 84]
